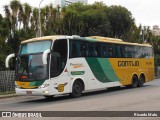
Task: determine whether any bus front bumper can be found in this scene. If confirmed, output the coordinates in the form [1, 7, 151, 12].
[15, 88, 50, 96]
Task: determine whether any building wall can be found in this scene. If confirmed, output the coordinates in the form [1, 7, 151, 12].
[54, 0, 88, 8]
[152, 25, 160, 36]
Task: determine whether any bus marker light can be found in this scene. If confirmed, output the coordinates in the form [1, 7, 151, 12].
[21, 76, 28, 79]
[43, 91, 49, 94]
[64, 69, 68, 72]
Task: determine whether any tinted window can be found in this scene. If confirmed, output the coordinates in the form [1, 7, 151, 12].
[70, 41, 80, 58]
[50, 39, 68, 77]
[70, 40, 89, 58]
[88, 43, 97, 57]
[143, 47, 153, 58]
[69, 39, 153, 59]
[107, 44, 114, 58]
[115, 44, 125, 58]
[95, 43, 103, 57]
[124, 45, 134, 58]
[80, 41, 88, 57]
[101, 45, 108, 58]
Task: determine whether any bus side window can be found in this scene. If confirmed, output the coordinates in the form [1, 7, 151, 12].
[70, 40, 81, 58]
[143, 46, 153, 58]
[72, 43, 78, 58]
[80, 42, 88, 57]
[115, 45, 121, 58]
[124, 45, 133, 58]
[95, 43, 102, 57]
[88, 43, 97, 57]
[108, 45, 113, 58]
[120, 46, 125, 58]
[115, 45, 124, 58]
[102, 45, 108, 58]
[148, 47, 153, 58]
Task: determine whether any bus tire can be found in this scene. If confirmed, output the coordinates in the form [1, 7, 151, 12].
[71, 80, 83, 98]
[138, 74, 145, 87]
[131, 75, 138, 88]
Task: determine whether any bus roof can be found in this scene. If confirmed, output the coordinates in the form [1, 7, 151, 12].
[21, 35, 152, 47]
[21, 35, 66, 44]
[86, 36, 152, 47]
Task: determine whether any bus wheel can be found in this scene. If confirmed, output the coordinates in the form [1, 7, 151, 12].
[71, 80, 82, 98]
[131, 75, 138, 88]
[138, 75, 145, 87]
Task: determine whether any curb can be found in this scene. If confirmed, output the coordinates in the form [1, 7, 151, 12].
[0, 94, 18, 99]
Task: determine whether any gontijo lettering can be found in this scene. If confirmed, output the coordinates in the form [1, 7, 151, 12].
[118, 61, 139, 67]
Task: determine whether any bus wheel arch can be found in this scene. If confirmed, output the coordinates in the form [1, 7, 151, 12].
[70, 79, 85, 98]
[138, 73, 145, 87]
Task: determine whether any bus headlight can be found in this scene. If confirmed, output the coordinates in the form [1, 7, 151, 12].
[39, 84, 49, 88]
[43, 91, 49, 94]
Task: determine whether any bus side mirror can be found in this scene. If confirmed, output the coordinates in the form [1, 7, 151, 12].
[42, 49, 51, 65]
[5, 53, 15, 68]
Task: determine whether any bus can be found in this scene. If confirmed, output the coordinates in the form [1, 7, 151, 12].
[5, 35, 154, 98]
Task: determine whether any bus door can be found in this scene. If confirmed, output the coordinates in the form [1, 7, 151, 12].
[50, 39, 71, 94]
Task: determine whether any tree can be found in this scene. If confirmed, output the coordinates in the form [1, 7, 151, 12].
[3, 0, 22, 54]
[1, 0, 160, 69]
[0, 14, 12, 70]
[22, 3, 32, 31]
[31, 8, 39, 37]
[107, 5, 134, 38]
[10, 0, 21, 32]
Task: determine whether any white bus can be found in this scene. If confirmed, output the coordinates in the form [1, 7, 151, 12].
[5, 35, 154, 98]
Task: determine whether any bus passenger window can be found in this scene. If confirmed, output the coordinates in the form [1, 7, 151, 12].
[120, 46, 125, 58]
[143, 47, 153, 58]
[115, 45, 120, 58]
[134, 46, 143, 58]
[124, 45, 133, 58]
[71, 43, 78, 58]
[112, 44, 125, 58]
[95, 44, 102, 57]
[102, 46, 108, 57]
[89, 47, 95, 57]
[80, 43, 88, 57]
[108, 45, 113, 58]
[148, 47, 153, 58]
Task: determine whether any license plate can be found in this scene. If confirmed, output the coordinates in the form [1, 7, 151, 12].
[26, 91, 32, 95]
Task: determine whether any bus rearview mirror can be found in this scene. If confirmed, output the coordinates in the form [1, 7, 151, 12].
[42, 49, 51, 65]
[5, 53, 15, 68]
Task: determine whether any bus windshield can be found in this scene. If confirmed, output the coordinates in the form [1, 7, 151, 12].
[17, 54, 48, 81]
[16, 40, 52, 81]
[20, 40, 52, 54]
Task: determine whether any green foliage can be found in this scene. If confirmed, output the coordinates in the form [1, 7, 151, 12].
[107, 5, 134, 38]
[0, 0, 160, 70]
